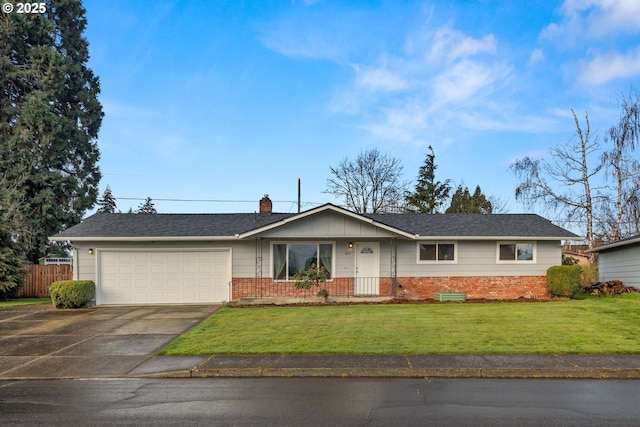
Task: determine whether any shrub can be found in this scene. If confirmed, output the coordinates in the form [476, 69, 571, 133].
[547, 265, 582, 298]
[50, 280, 95, 309]
[294, 263, 329, 300]
[579, 262, 598, 286]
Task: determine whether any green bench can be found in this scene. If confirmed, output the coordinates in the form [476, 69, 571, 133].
[433, 292, 466, 302]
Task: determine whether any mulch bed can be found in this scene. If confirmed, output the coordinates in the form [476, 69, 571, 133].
[227, 296, 554, 308]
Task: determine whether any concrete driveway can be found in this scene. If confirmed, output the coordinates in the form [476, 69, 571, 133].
[0, 304, 219, 379]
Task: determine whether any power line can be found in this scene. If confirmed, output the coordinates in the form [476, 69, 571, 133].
[115, 197, 324, 205]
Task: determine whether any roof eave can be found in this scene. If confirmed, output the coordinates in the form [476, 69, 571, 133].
[586, 236, 640, 253]
[415, 235, 581, 241]
[48, 236, 236, 242]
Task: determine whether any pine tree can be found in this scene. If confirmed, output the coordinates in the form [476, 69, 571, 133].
[0, 209, 25, 300]
[97, 186, 117, 213]
[405, 146, 451, 213]
[0, 0, 103, 263]
[0, 221, 25, 299]
[136, 197, 157, 214]
[446, 185, 493, 214]
[0, 173, 26, 297]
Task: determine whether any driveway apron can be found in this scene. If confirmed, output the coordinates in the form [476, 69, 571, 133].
[0, 304, 219, 379]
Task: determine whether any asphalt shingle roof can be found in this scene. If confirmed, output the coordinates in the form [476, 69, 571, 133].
[51, 206, 579, 240]
[52, 212, 295, 238]
[366, 213, 579, 238]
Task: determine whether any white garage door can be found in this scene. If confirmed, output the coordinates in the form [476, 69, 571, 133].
[99, 250, 230, 305]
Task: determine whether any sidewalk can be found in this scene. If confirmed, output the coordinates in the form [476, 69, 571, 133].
[130, 354, 640, 379]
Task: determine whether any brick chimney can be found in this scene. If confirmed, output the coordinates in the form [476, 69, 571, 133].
[259, 194, 272, 215]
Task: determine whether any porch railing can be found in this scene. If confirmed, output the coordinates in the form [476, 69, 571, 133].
[232, 277, 395, 300]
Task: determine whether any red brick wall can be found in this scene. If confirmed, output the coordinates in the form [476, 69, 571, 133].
[232, 276, 547, 300]
[232, 277, 394, 299]
[396, 276, 548, 300]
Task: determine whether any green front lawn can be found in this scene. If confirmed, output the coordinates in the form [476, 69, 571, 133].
[0, 298, 51, 307]
[160, 294, 640, 355]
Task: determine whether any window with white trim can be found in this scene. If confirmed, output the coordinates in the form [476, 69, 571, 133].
[417, 242, 457, 263]
[272, 243, 333, 280]
[498, 242, 535, 262]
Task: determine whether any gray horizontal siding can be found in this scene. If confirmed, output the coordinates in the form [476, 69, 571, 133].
[599, 244, 640, 288]
[396, 240, 561, 277]
[258, 211, 396, 238]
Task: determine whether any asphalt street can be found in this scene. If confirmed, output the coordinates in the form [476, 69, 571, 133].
[1, 377, 639, 426]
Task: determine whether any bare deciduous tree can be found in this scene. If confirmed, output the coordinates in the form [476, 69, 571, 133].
[601, 89, 640, 241]
[326, 148, 408, 213]
[511, 110, 603, 248]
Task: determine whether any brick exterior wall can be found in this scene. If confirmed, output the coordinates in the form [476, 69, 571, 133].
[232, 276, 548, 300]
[396, 276, 549, 300]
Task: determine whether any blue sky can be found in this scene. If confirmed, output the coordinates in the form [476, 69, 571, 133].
[83, 0, 640, 217]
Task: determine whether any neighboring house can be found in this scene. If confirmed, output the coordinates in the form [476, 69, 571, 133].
[49, 196, 579, 305]
[586, 234, 640, 289]
[562, 245, 592, 266]
[38, 256, 73, 265]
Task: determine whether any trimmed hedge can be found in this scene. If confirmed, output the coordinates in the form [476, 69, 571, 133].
[547, 265, 582, 298]
[50, 280, 95, 309]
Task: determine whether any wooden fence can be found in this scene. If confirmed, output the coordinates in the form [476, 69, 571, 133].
[16, 264, 73, 298]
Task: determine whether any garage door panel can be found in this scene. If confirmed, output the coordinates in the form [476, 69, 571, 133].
[183, 264, 197, 274]
[99, 250, 230, 304]
[165, 264, 179, 274]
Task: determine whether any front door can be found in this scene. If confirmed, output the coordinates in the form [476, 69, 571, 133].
[355, 242, 379, 295]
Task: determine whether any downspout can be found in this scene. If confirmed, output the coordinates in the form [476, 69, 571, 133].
[72, 246, 79, 280]
[390, 238, 397, 297]
[256, 237, 262, 298]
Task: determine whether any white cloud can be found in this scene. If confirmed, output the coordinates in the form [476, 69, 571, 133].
[354, 65, 408, 92]
[570, 0, 640, 36]
[528, 48, 545, 67]
[428, 28, 497, 63]
[576, 48, 640, 85]
[431, 61, 511, 106]
[542, 0, 640, 43]
[260, 29, 342, 61]
[361, 102, 429, 144]
[334, 26, 505, 136]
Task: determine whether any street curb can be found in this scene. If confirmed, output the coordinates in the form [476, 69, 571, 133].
[188, 367, 640, 379]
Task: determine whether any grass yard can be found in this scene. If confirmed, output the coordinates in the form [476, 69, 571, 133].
[159, 294, 640, 356]
[0, 298, 51, 308]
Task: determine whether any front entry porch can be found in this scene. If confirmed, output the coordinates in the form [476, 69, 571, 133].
[232, 277, 395, 300]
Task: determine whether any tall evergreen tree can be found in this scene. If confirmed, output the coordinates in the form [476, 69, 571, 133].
[97, 185, 117, 213]
[446, 185, 493, 214]
[136, 197, 157, 214]
[0, 184, 26, 298]
[0, 0, 103, 263]
[405, 146, 451, 213]
[0, 173, 26, 296]
[0, 225, 25, 299]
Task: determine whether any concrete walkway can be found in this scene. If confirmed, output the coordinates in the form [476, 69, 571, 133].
[2, 304, 640, 380]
